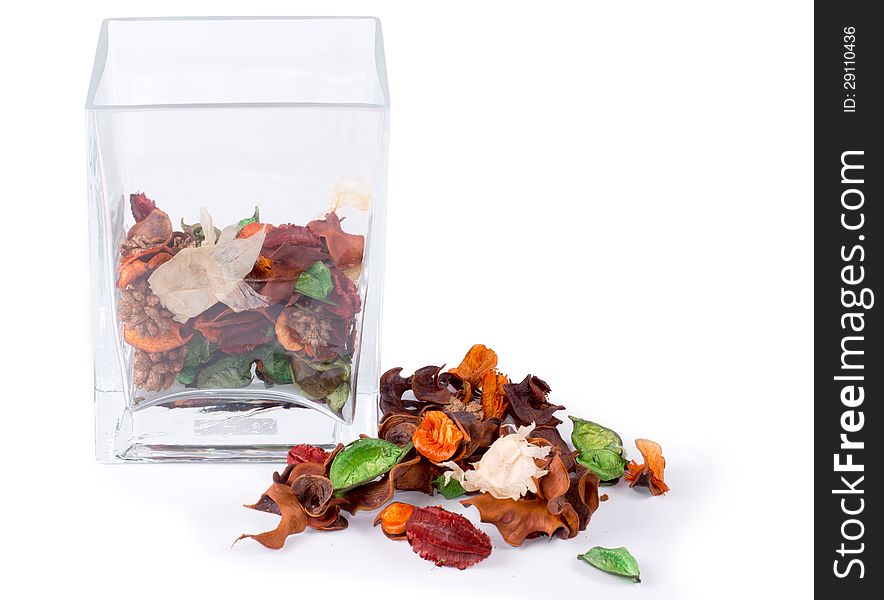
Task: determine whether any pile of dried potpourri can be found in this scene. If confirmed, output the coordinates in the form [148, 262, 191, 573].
[237, 344, 669, 581]
[117, 193, 363, 411]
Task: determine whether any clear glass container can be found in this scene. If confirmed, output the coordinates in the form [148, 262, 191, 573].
[87, 17, 389, 462]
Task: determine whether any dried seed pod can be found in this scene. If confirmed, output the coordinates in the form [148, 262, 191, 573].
[405, 506, 492, 570]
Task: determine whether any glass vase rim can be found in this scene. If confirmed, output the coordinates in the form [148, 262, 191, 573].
[85, 16, 391, 112]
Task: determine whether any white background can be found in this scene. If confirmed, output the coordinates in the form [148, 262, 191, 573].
[0, 1, 812, 598]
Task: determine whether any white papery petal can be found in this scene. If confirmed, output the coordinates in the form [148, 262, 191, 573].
[442, 422, 550, 500]
[148, 214, 268, 320]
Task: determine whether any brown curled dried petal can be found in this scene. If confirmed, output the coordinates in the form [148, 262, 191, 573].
[461, 494, 566, 547]
[340, 453, 423, 514]
[379, 367, 416, 416]
[291, 475, 334, 517]
[391, 456, 437, 495]
[378, 413, 421, 446]
[503, 374, 564, 427]
[235, 483, 308, 549]
[536, 450, 571, 503]
[529, 426, 575, 470]
[411, 365, 453, 404]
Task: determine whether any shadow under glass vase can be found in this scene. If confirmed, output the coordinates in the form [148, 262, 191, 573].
[87, 17, 389, 462]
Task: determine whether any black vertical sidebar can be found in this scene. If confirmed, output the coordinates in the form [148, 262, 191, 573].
[815, 1, 881, 596]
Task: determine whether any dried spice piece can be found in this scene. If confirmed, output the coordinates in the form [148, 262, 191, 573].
[119, 281, 176, 338]
[577, 546, 641, 583]
[624, 438, 669, 496]
[404, 506, 492, 569]
[134, 347, 187, 391]
[287, 444, 331, 466]
[413, 411, 464, 463]
[329, 438, 410, 492]
[442, 423, 550, 500]
[504, 375, 564, 427]
[448, 344, 498, 387]
[445, 396, 484, 420]
[374, 502, 415, 539]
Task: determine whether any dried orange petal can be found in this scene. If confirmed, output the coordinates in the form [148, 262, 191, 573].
[373, 502, 415, 537]
[624, 438, 670, 495]
[238, 222, 272, 239]
[274, 310, 304, 352]
[448, 344, 498, 387]
[480, 370, 508, 420]
[413, 411, 464, 462]
[123, 323, 192, 353]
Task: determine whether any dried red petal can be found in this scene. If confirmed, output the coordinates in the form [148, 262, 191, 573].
[194, 306, 276, 355]
[262, 224, 323, 254]
[287, 444, 331, 466]
[307, 212, 365, 269]
[130, 192, 156, 222]
[405, 506, 492, 569]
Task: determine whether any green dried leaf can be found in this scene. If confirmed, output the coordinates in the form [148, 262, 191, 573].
[237, 206, 260, 230]
[176, 333, 214, 385]
[294, 261, 334, 301]
[180, 219, 221, 246]
[433, 474, 466, 499]
[329, 438, 410, 492]
[570, 416, 625, 456]
[196, 354, 254, 389]
[575, 448, 628, 482]
[326, 383, 350, 412]
[255, 346, 293, 384]
[577, 546, 641, 583]
[290, 354, 350, 400]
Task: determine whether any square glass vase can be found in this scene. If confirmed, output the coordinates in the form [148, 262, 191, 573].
[87, 17, 389, 462]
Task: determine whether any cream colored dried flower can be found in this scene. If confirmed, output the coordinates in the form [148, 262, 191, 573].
[148, 208, 268, 322]
[441, 423, 550, 500]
